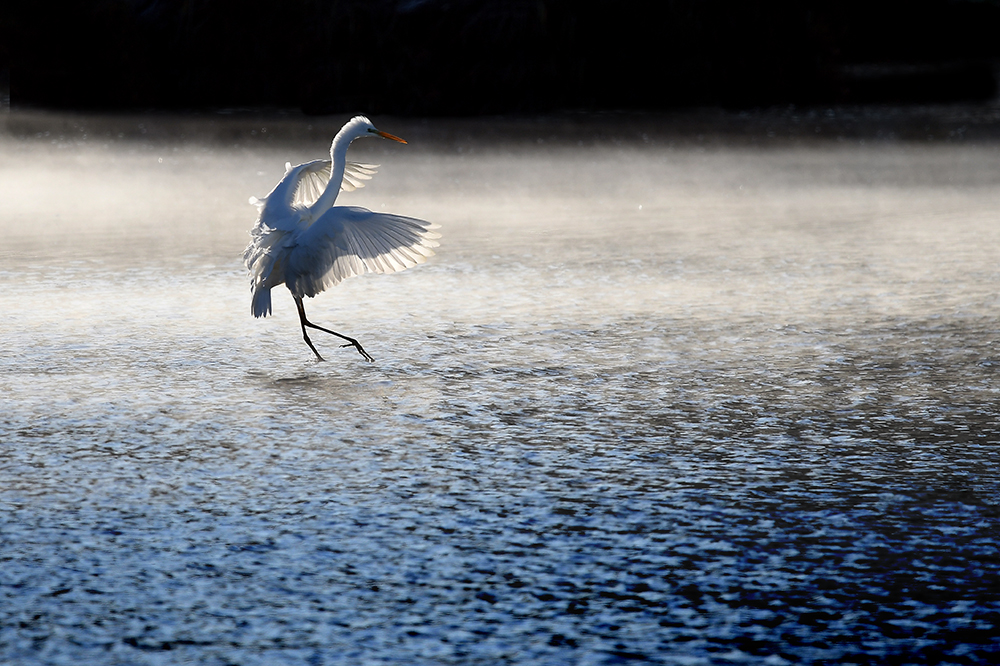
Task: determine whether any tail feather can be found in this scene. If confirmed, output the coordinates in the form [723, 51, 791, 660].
[251, 286, 272, 318]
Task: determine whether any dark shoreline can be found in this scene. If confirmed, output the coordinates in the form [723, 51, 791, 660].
[5, 103, 1000, 149]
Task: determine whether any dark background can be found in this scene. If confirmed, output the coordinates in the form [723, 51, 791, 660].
[6, 0, 1000, 115]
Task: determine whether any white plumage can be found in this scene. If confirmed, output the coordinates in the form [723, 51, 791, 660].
[243, 116, 440, 362]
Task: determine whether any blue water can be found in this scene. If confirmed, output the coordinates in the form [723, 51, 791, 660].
[1, 110, 999, 665]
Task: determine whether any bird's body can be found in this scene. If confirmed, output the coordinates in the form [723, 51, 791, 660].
[243, 116, 439, 362]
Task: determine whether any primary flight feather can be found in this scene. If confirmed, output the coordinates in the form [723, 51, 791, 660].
[243, 115, 440, 362]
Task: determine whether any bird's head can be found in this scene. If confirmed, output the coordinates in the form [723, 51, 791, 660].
[347, 116, 407, 144]
[331, 116, 408, 160]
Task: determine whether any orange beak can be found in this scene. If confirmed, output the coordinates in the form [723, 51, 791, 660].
[375, 130, 407, 144]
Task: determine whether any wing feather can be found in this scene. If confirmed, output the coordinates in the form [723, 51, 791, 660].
[285, 205, 439, 298]
[342, 162, 379, 193]
[289, 160, 381, 206]
[344, 224, 386, 272]
[290, 161, 332, 208]
[351, 223, 397, 270]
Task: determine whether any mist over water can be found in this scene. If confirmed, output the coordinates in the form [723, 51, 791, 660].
[2, 110, 999, 665]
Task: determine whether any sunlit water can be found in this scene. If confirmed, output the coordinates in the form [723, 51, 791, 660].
[2, 110, 999, 665]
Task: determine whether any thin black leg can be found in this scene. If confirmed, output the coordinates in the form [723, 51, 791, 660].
[294, 296, 374, 363]
[294, 296, 325, 361]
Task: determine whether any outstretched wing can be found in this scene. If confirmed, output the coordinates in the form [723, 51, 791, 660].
[342, 162, 379, 192]
[285, 205, 441, 298]
[290, 161, 380, 208]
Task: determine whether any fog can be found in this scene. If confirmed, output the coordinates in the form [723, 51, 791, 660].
[2, 109, 999, 664]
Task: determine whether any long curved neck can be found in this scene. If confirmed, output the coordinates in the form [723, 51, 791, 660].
[309, 126, 357, 216]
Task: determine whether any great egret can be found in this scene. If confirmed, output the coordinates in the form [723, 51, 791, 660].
[243, 116, 440, 362]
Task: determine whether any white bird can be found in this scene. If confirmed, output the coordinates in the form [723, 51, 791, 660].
[243, 116, 440, 362]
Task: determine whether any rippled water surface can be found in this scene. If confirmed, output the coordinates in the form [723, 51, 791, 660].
[2, 110, 999, 665]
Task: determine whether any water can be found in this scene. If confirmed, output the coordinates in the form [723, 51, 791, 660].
[2, 109, 999, 665]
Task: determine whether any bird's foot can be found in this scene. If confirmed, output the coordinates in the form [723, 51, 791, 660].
[342, 341, 375, 363]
